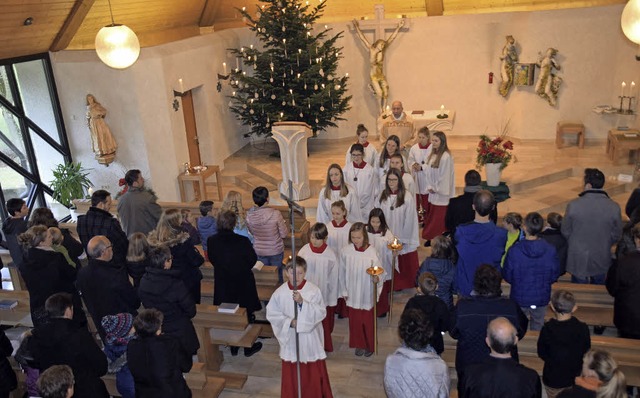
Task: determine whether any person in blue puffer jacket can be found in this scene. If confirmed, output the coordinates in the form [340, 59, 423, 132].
[503, 212, 560, 331]
[417, 235, 457, 309]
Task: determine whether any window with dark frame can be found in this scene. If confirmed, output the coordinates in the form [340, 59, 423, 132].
[0, 53, 72, 222]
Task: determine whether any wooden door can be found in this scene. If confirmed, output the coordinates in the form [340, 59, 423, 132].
[182, 91, 201, 166]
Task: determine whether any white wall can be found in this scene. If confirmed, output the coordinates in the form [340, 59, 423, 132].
[50, 4, 639, 200]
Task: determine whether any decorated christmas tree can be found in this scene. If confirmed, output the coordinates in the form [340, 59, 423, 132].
[228, 0, 351, 137]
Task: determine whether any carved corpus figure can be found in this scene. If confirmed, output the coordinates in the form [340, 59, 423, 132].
[499, 35, 518, 97]
[535, 48, 562, 106]
[353, 18, 405, 114]
[86, 94, 117, 166]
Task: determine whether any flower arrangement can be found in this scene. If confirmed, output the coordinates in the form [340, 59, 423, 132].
[476, 134, 515, 171]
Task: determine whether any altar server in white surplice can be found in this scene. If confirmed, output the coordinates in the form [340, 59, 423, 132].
[366, 208, 395, 317]
[382, 154, 415, 197]
[379, 168, 420, 291]
[344, 143, 378, 221]
[298, 222, 338, 352]
[317, 163, 362, 224]
[266, 257, 334, 398]
[339, 222, 384, 357]
[422, 131, 455, 243]
[343, 124, 379, 167]
[376, 135, 408, 186]
[408, 127, 432, 224]
[326, 200, 352, 318]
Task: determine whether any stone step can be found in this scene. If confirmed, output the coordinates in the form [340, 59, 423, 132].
[233, 172, 278, 194]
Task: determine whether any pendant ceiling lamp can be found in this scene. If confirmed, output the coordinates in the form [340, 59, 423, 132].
[95, 0, 140, 69]
[621, 0, 640, 44]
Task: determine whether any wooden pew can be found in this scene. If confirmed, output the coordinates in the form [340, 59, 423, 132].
[193, 304, 262, 389]
[443, 331, 640, 386]
[501, 281, 614, 306]
[0, 250, 27, 291]
[102, 362, 225, 398]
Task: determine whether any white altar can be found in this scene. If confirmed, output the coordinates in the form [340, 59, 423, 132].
[409, 109, 456, 132]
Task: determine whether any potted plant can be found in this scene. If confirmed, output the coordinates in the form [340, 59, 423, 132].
[50, 162, 93, 219]
[476, 133, 514, 186]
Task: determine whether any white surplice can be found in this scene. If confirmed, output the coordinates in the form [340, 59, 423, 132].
[339, 244, 384, 310]
[378, 192, 420, 255]
[369, 228, 395, 282]
[343, 162, 378, 221]
[298, 244, 338, 307]
[266, 280, 327, 363]
[316, 186, 362, 224]
[424, 152, 455, 206]
[343, 142, 379, 167]
[326, 221, 352, 259]
[408, 143, 433, 195]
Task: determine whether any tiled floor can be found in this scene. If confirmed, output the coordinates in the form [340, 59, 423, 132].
[216, 135, 634, 397]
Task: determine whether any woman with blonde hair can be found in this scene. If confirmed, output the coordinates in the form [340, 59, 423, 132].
[147, 209, 204, 303]
[422, 131, 455, 244]
[221, 190, 254, 243]
[558, 349, 626, 398]
[317, 163, 361, 224]
[126, 232, 149, 288]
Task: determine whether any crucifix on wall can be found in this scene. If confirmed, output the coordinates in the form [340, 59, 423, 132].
[351, 5, 409, 114]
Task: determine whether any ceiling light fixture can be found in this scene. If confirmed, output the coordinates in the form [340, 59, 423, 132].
[94, 0, 140, 69]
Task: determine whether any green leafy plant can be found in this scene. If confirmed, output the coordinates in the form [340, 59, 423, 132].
[50, 162, 93, 208]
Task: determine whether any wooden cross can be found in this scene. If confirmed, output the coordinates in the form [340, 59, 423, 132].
[352, 4, 408, 41]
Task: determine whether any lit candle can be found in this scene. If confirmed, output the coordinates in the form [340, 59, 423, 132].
[345, 72, 349, 78]
[622, 81, 627, 97]
[632, 81, 636, 97]
[440, 104, 445, 114]
[88, 187, 94, 195]
[374, 265, 378, 272]
[223, 62, 227, 74]
[177, 78, 185, 93]
[232, 91, 236, 96]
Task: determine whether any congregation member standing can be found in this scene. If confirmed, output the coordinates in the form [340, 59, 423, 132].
[503, 212, 560, 331]
[562, 168, 622, 284]
[77, 236, 140, 341]
[343, 143, 378, 220]
[2, 198, 28, 270]
[445, 170, 497, 236]
[408, 127, 431, 225]
[117, 169, 162, 236]
[28, 208, 83, 269]
[539, 212, 568, 276]
[454, 190, 506, 296]
[462, 317, 541, 398]
[343, 124, 379, 167]
[421, 131, 455, 245]
[147, 209, 204, 304]
[557, 350, 627, 398]
[267, 258, 333, 397]
[317, 164, 361, 224]
[246, 186, 288, 283]
[77, 189, 128, 264]
[379, 169, 420, 291]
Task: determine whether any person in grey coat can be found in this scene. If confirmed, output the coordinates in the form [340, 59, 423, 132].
[384, 309, 449, 398]
[561, 168, 622, 284]
[116, 170, 162, 237]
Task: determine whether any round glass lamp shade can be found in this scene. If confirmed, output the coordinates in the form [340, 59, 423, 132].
[95, 24, 140, 69]
[621, 0, 640, 45]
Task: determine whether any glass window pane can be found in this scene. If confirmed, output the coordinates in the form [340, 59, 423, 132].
[0, 159, 33, 201]
[44, 191, 70, 221]
[0, 66, 14, 105]
[0, 104, 30, 172]
[13, 60, 61, 144]
[29, 128, 65, 188]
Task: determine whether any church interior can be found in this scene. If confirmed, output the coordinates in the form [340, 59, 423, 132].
[1, 0, 640, 397]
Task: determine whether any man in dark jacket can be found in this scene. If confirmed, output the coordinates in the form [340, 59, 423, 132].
[30, 293, 109, 398]
[445, 170, 498, 236]
[454, 190, 507, 296]
[116, 169, 162, 236]
[450, 265, 528, 395]
[1, 198, 28, 270]
[77, 189, 129, 264]
[606, 223, 640, 339]
[562, 168, 622, 284]
[77, 235, 140, 340]
[503, 212, 560, 331]
[462, 317, 541, 398]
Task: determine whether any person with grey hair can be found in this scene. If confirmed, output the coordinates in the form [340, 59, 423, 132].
[77, 236, 139, 341]
[462, 317, 541, 397]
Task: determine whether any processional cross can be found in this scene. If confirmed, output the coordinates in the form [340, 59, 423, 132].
[351, 5, 409, 114]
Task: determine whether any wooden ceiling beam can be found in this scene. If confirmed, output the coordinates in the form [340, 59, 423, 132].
[426, 0, 444, 16]
[199, 0, 222, 27]
[50, 0, 96, 52]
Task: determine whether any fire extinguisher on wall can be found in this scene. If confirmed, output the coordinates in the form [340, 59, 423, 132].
[488, 72, 494, 84]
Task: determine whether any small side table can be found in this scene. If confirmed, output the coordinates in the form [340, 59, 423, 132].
[607, 129, 640, 163]
[177, 166, 223, 202]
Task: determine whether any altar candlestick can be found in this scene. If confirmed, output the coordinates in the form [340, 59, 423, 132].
[622, 81, 627, 97]
[632, 81, 636, 97]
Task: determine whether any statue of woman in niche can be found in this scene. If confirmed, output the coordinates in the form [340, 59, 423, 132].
[535, 48, 563, 106]
[499, 35, 518, 97]
[353, 18, 405, 115]
[86, 94, 117, 166]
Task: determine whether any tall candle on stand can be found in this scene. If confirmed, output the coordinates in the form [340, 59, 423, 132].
[622, 81, 627, 97]
[632, 81, 636, 97]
